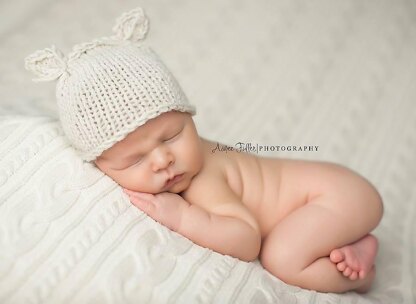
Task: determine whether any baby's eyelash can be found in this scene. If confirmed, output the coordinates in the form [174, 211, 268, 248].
[164, 129, 182, 142]
[130, 157, 144, 167]
[166, 133, 179, 141]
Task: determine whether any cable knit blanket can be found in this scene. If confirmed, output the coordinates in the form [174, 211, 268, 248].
[0, 0, 415, 303]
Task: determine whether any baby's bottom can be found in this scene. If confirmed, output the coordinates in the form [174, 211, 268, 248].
[259, 162, 383, 293]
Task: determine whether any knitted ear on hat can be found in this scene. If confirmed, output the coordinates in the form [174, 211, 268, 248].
[67, 7, 149, 62]
[112, 7, 149, 41]
[24, 45, 68, 82]
[24, 7, 149, 78]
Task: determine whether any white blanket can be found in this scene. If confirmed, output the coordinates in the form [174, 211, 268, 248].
[1, 0, 415, 303]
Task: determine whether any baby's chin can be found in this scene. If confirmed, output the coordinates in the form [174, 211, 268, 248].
[122, 186, 182, 195]
[166, 179, 191, 194]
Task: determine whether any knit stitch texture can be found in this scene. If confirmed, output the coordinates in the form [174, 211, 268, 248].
[24, 7, 196, 161]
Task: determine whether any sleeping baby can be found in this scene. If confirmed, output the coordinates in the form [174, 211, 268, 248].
[25, 8, 383, 293]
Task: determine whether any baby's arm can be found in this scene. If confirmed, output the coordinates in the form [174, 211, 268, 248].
[179, 195, 261, 262]
[124, 182, 261, 262]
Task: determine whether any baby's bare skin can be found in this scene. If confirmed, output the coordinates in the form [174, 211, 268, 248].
[95, 111, 383, 293]
[183, 139, 381, 292]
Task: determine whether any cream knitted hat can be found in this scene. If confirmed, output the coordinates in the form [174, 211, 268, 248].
[24, 7, 196, 161]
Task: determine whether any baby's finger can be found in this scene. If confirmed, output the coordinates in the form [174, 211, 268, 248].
[135, 192, 155, 202]
[130, 195, 156, 216]
[123, 189, 154, 201]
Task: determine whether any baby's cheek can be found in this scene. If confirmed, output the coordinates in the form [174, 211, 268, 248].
[112, 173, 132, 189]
[125, 170, 162, 193]
[109, 170, 139, 190]
[190, 144, 204, 171]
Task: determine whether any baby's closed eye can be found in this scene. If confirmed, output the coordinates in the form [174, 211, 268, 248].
[163, 127, 184, 143]
[129, 156, 144, 167]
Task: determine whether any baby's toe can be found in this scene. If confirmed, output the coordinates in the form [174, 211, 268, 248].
[330, 249, 344, 263]
[349, 271, 358, 280]
[337, 261, 347, 272]
[343, 267, 352, 277]
[358, 269, 366, 280]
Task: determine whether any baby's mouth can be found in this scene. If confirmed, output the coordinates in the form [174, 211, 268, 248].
[164, 173, 184, 189]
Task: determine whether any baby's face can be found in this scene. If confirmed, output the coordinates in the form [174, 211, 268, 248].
[94, 111, 203, 194]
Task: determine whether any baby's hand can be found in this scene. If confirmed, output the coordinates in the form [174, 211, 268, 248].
[123, 189, 190, 232]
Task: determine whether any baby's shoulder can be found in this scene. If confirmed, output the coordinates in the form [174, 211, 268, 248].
[182, 153, 228, 201]
[181, 140, 241, 209]
[200, 138, 242, 168]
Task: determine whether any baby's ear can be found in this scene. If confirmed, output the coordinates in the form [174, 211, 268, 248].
[24, 45, 67, 82]
[112, 7, 149, 42]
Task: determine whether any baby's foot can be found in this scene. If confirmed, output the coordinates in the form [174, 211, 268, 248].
[329, 234, 378, 280]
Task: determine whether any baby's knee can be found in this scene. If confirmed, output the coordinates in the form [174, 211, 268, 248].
[259, 243, 299, 284]
[363, 182, 384, 228]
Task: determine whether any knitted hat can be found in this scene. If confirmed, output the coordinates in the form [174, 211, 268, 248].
[24, 7, 196, 161]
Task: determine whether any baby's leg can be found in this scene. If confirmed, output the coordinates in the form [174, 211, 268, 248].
[260, 192, 383, 293]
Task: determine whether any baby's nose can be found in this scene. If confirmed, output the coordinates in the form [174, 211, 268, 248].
[151, 146, 174, 171]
